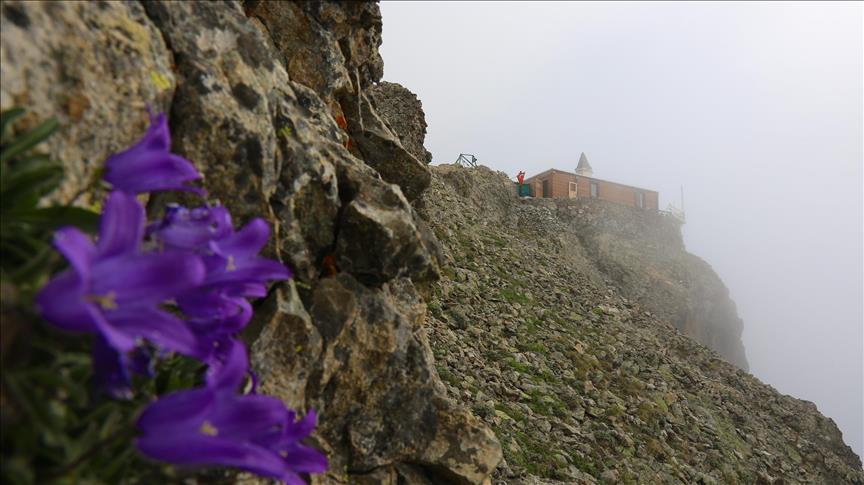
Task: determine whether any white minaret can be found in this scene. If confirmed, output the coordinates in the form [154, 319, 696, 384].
[575, 152, 593, 177]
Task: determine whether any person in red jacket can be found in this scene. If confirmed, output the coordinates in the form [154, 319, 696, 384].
[516, 171, 526, 196]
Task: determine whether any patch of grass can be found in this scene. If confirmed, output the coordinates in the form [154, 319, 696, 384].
[503, 430, 568, 479]
[534, 368, 559, 385]
[426, 299, 442, 316]
[436, 365, 460, 388]
[447, 308, 469, 327]
[486, 234, 508, 248]
[471, 402, 494, 419]
[569, 452, 599, 477]
[483, 349, 507, 362]
[519, 314, 542, 335]
[714, 414, 751, 458]
[519, 341, 546, 353]
[527, 389, 568, 418]
[505, 357, 532, 374]
[499, 287, 532, 305]
[494, 402, 525, 422]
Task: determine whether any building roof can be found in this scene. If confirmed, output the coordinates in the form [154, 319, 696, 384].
[523, 168, 658, 194]
[576, 152, 592, 172]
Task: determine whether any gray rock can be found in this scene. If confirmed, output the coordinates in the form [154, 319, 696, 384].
[368, 81, 434, 164]
[334, 161, 438, 285]
[305, 275, 501, 483]
[0, 0, 175, 206]
[342, 91, 432, 201]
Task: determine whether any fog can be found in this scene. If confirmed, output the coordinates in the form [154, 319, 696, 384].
[380, 1, 863, 457]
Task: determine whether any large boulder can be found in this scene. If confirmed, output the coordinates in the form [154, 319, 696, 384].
[368, 81, 434, 165]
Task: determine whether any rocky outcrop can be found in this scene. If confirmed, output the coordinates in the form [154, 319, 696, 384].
[244, 1, 431, 202]
[368, 81, 433, 165]
[1, 1, 498, 483]
[418, 164, 862, 484]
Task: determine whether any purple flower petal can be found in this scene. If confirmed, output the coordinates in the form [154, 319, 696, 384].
[105, 153, 204, 195]
[107, 305, 200, 357]
[90, 252, 205, 306]
[280, 444, 329, 474]
[231, 282, 268, 298]
[177, 290, 252, 337]
[281, 409, 318, 444]
[34, 270, 96, 332]
[205, 338, 248, 392]
[209, 394, 290, 442]
[53, 227, 95, 277]
[136, 384, 327, 482]
[139, 111, 171, 152]
[97, 191, 144, 258]
[87, 302, 137, 353]
[203, 256, 291, 288]
[137, 387, 214, 433]
[211, 218, 270, 259]
[103, 112, 203, 195]
[152, 205, 233, 251]
[136, 434, 291, 482]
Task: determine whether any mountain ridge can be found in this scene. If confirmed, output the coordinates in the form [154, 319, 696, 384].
[416, 163, 862, 484]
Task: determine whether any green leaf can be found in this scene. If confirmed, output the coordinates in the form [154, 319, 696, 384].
[0, 165, 63, 210]
[0, 107, 26, 140]
[6, 207, 99, 232]
[0, 118, 58, 164]
[0, 154, 56, 191]
[6, 245, 54, 285]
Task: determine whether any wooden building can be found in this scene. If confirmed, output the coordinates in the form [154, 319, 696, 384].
[522, 153, 659, 210]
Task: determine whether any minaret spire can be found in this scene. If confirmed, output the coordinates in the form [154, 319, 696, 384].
[575, 152, 593, 177]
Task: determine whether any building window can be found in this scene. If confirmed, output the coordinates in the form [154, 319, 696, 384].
[568, 182, 578, 199]
[636, 191, 645, 208]
[590, 182, 598, 198]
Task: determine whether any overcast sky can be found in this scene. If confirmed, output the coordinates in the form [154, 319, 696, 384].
[380, 1, 863, 457]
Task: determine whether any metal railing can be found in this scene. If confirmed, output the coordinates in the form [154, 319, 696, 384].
[454, 153, 478, 167]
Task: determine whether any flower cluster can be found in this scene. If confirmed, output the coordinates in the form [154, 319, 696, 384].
[35, 111, 327, 483]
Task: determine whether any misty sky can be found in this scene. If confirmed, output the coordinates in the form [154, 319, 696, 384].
[380, 1, 863, 457]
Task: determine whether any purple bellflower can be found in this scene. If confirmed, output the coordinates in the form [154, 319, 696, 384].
[136, 340, 328, 484]
[35, 191, 206, 395]
[35, 108, 325, 480]
[150, 205, 291, 357]
[151, 206, 291, 291]
[103, 111, 204, 195]
[147, 204, 233, 252]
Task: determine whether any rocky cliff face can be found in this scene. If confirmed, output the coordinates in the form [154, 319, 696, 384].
[2, 1, 860, 484]
[2, 1, 497, 484]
